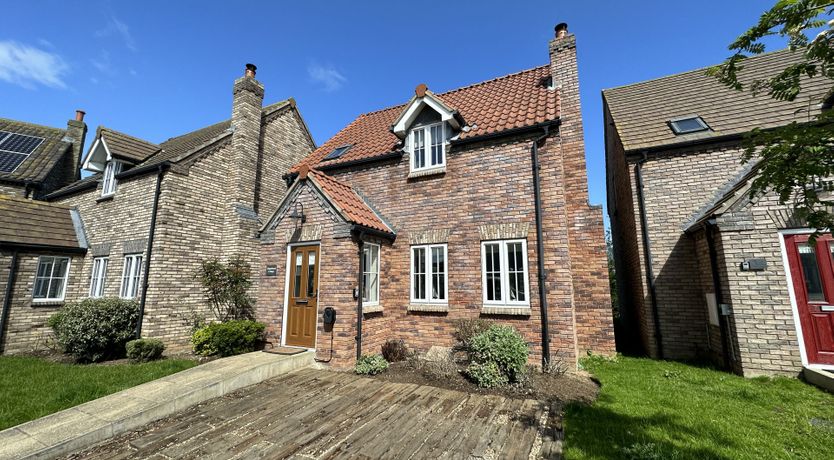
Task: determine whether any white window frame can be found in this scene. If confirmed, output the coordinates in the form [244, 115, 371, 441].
[32, 256, 71, 302]
[362, 243, 380, 306]
[88, 256, 109, 298]
[101, 160, 123, 197]
[480, 239, 530, 307]
[410, 243, 448, 304]
[120, 254, 143, 299]
[409, 122, 445, 172]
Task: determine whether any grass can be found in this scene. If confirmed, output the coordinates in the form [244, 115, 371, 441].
[564, 356, 834, 460]
[0, 356, 197, 431]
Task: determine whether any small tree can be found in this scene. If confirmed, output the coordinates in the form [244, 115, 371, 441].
[707, 0, 834, 240]
[197, 256, 255, 322]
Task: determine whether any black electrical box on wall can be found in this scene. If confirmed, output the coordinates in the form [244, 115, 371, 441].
[741, 258, 767, 271]
[323, 307, 336, 324]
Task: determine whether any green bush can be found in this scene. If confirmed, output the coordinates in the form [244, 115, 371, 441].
[467, 324, 528, 385]
[467, 361, 509, 388]
[191, 320, 265, 357]
[126, 338, 165, 362]
[355, 354, 389, 375]
[48, 298, 139, 362]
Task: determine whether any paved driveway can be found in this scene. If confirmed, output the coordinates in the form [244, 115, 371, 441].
[66, 368, 562, 459]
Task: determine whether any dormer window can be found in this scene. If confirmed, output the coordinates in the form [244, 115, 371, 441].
[668, 116, 709, 135]
[101, 161, 123, 197]
[410, 123, 445, 172]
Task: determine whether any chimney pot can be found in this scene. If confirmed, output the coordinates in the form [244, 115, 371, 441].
[415, 83, 428, 98]
[75, 110, 86, 122]
[245, 63, 257, 78]
[555, 22, 569, 39]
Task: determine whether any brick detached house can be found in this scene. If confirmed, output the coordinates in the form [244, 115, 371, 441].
[605, 49, 833, 376]
[257, 24, 614, 368]
[0, 65, 315, 353]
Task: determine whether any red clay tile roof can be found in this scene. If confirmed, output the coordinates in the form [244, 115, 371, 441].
[295, 65, 558, 170]
[307, 169, 392, 234]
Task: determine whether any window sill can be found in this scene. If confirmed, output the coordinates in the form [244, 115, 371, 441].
[31, 300, 65, 307]
[363, 304, 382, 314]
[96, 195, 114, 203]
[408, 303, 449, 313]
[481, 305, 531, 316]
[408, 165, 446, 179]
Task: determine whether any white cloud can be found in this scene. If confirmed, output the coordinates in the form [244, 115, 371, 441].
[0, 41, 69, 89]
[90, 50, 116, 76]
[95, 16, 136, 51]
[308, 62, 346, 92]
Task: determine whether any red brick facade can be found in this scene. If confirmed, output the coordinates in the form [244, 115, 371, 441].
[257, 28, 614, 369]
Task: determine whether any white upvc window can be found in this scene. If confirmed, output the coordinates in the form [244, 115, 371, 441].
[120, 254, 143, 299]
[88, 256, 108, 298]
[409, 122, 445, 172]
[481, 239, 530, 306]
[101, 161, 123, 197]
[33, 256, 71, 302]
[411, 244, 448, 304]
[362, 243, 380, 305]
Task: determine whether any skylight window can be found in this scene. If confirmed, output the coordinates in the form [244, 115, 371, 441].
[668, 116, 709, 135]
[323, 145, 352, 160]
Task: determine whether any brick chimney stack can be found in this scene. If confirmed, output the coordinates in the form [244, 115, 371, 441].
[65, 109, 88, 183]
[231, 63, 264, 210]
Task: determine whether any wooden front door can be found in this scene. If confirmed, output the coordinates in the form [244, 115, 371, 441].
[785, 234, 834, 367]
[285, 245, 319, 348]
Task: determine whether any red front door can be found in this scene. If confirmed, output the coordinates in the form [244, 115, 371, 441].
[785, 233, 834, 367]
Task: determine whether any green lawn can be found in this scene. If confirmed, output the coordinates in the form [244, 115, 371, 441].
[564, 356, 834, 460]
[0, 356, 197, 431]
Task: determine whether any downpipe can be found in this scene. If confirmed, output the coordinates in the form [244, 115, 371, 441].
[531, 126, 551, 367]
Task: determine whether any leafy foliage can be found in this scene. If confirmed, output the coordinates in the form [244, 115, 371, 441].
[381, 339, 409, 362]
[466, 324, 528, 387]
[707, 0, 834, 239]
[197, 257, 255, 322]
[48, 298, 139, 362]
[355, 354, 389, 375]
[467, 361, 509, 388]
[125, 338, 165, 362]
[191, 320, 265, 357]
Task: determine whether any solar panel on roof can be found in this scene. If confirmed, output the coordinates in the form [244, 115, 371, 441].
[0, 131, 45, 174]
[0, 133, 44, 155]
[0, 151, 29, 173]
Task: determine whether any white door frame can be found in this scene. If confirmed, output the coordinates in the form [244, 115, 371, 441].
[280, 241, 321, 350]
[777, 229, 834, 370]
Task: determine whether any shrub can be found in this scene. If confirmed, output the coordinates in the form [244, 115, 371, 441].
[197, 257, 255, 321]
[48, 298, 139, 362]
[191, 320, 265, 357]
[467, 361, 509, 388]
[452, 318, 493, 348]
[468, 324, 528, 385]
[381, 339, 409, 362]
[126, 338, 165, 362]
[355, 354, 389, 375]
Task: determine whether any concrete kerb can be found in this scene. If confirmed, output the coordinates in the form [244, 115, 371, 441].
[0, 350, 313, 460]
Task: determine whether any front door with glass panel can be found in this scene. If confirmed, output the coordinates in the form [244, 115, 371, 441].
[285, 245, 319, 348]
[785, 234, 834, 367]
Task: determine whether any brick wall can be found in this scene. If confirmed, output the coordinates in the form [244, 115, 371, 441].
[613, 140, 750, 359]
[0, 250, 85, 353]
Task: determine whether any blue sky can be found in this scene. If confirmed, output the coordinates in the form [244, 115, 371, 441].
[2, 0, 777, 220]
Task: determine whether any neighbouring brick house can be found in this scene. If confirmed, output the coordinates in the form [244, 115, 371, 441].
[605, 48, 834, 376]
[257, 24, 614, 368]
[0, 64, 315, 353]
